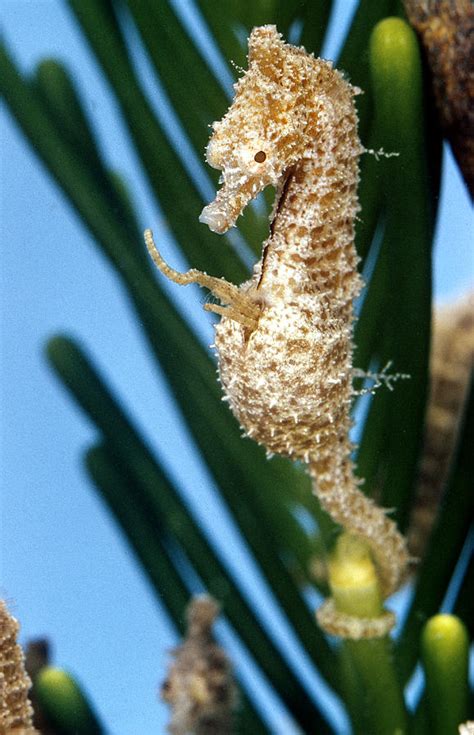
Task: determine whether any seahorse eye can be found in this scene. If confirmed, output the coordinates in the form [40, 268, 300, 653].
[254, 150, 267, 163]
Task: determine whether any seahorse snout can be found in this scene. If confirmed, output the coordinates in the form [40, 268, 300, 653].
[199, 174, 261, 233]
[199, 201, 229, 234]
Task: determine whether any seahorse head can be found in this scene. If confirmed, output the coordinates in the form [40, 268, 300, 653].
[200, 25, 333, 233]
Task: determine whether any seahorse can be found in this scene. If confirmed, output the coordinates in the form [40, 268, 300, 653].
[145, 25, 408, 637]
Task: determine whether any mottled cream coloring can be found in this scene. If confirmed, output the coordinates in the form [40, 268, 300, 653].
[145, 25, 408, 638]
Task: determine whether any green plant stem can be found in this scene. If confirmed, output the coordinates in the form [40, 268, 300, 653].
[338, 645, 366, 735]
[355, 382, 391, 496]
[421, 615, 470, 735]
[454, 542, 474, 640]
[337, 0, 398, 141]
[369, 16, 438, 530]
[355, 136, 385, 266]
[328, 535, 408, 735]
[85, 443, 269, 735]
[46, 334, 333, 733]
[31, 59, 145, 263]
[344, 639, 407, 735]
[34, 667, 105, 735]
[354, 243, 391, 496]
[299, 0, 334, 57]
[353, 220, 388, 372]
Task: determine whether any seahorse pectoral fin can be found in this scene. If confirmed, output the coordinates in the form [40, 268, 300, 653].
[144, 229, 260, 328]
[145, 228, 235, 294]
[144, 229, 193, 285]
[204, 303, 258, 329]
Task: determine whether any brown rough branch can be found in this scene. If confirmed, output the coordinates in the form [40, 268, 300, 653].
[0, 601, 37, 735]
[407, 290, 474, 562]
[404, 0, 474, 198]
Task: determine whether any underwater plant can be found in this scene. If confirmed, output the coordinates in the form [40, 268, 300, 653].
[1, 1, 472, 733]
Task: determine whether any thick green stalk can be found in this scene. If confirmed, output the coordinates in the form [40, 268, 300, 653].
[343, 638, 407, 735]
[34, 668, 105, 735]
[194, 0, 247, 71]
[454, 547, 474, 641]
[46, 335, 334, 733]
[337, 0, 398, 141]
[421, 615, 470, 735]
[328, 535, 408, 735]
[338, 645, 366, 735]
[31, 59, 145, 263]
[355, 154, 384, 266]
[355, 384, 391, 497]
[85, 443, 269, 735]
[354, 244, 391, 494]
[357, 14, 443, 505]
[125, 0, 228, 153]
[299, 0, 334, 57]
[353, 224, 389, 373]
[369, 17, 436, 530]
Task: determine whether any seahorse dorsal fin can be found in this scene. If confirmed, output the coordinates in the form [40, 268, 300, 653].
[248, 25, 283, 65]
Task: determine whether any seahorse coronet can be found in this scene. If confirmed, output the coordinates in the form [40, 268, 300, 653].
[145, 25, 409, 639]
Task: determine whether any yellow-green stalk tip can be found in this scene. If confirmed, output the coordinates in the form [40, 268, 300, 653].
[422, 614, 470, 735]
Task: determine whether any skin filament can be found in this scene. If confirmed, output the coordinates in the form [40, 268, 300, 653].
[146, 25, 409, 638]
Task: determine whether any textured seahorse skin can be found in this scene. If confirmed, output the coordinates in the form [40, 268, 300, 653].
[146, 25, 409, 632]
[205, 26, 408, 601]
